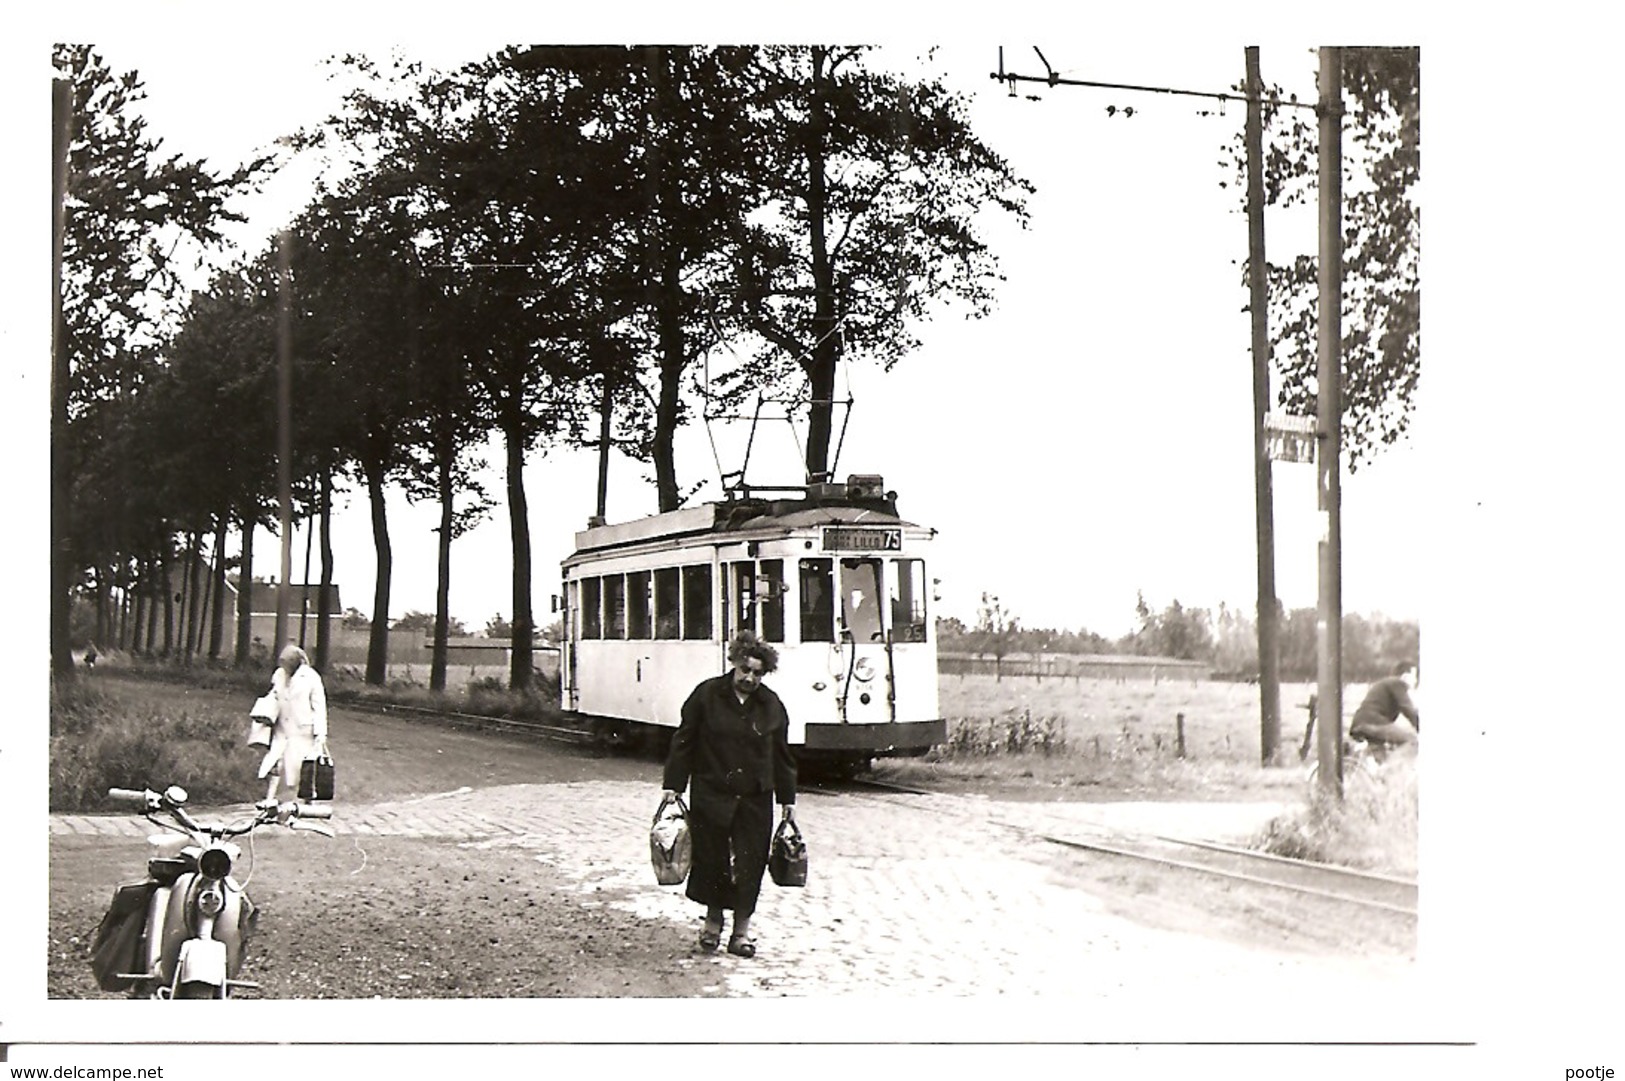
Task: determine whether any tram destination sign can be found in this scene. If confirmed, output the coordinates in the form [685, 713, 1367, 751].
[822, 527, 902, 552]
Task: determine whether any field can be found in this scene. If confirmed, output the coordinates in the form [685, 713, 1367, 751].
[876, 670, 1418, 876]
[877, 671, 1337, 796]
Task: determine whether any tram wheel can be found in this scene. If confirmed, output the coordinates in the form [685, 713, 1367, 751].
[590, 718, 635, 753]
[831, 754, 872, 780]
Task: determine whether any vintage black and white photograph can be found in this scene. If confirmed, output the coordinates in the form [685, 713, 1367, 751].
[10, 7, 1621, 1078]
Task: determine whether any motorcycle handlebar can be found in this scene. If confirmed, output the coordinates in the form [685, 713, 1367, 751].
[293, 803, 334, 820]
[107, 787, 152, 804]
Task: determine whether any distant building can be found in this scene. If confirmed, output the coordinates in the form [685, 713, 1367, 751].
[938, 651, 1212, 681]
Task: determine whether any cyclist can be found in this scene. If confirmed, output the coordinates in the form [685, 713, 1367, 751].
[1348, 660, 1420, 749]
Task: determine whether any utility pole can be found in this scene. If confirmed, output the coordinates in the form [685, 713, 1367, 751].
[51, 78, 74, 679]
[1244, 46, 1283, 765]
[594, 369, 613, 525]
[1314, 48, 1345, 797]
[275, 230, 294, 653]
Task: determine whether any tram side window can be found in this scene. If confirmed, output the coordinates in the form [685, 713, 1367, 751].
[580, 577, 602, 639]
[760, 559, 785, 643]
[841, 558, 884, 642]
[731, 562, 756, 636]
[799, 558, 834, 643]
[627, 570, 652, 639]
[681, 564, 712, 640]
[604, 574, 627, 639]
[654, 568, 681, 639]
[890, 558, 929, 642]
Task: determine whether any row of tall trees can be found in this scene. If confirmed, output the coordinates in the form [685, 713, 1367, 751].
[51, 45, 1033, 691]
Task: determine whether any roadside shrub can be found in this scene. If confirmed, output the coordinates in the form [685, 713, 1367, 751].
[942, 711, 1066, 757]
[50, 683, 261, 812]
[1252, 754, 1418, 876]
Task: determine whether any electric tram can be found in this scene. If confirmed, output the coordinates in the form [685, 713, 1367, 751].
[558, 473, 945, 771]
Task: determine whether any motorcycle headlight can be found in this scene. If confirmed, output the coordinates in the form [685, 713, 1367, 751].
[197, 884, 225, 917]
[198, 845, 233, 879]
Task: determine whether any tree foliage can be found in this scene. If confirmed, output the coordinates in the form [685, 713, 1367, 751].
[731, 46, 1034, 482]
[1226, 47, 1420, 467]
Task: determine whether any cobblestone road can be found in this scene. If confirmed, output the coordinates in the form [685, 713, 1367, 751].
[51, 780, 1427, 1032]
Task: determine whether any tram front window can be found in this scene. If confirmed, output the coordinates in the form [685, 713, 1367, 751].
[841, 558, 884, 643]
[799, 558, 834, 643]
[890, 558, 929, 642]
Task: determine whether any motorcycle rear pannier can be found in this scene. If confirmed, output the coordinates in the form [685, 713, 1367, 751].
[90, 880, 155, 991]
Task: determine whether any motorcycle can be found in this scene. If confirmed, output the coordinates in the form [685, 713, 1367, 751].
[90, 785, 334, 999]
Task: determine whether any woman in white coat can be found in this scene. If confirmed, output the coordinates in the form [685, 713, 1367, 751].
[258, 644, 329, 804]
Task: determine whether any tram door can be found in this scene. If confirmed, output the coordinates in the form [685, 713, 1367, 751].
[723, 559, 787, 650]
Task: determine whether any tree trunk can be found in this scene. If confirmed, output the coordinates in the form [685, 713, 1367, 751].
[649, 46, 685, 512]
[50, 79, 74, 682]
[364, 460, 392, 686]
[802, 46, 839, 484]
[192, 536, 213, 660]
[94, 569, 110, 653]
[431, 447, 454, 693]
[235, 511, 255, 667]
[504, 408, 534, 692]
[130, 562, 147, 655]
[178, 534, 197, 663]
[315, 468, 334, 675]
[160, 547, 175, 657]
[119, 563, 134, 650]
[208, 509, 229, 661]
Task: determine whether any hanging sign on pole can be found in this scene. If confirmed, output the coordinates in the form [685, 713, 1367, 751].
[1264, 411, 1318, 464]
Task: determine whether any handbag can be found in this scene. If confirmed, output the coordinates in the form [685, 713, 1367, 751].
[768, 816, 808, 887]
[649, 793, 692, 886]
[247, 693, 277, 749]
[297, 748, 335, 801]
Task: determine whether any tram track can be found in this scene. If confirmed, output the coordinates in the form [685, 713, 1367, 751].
[336, 696, 597, 745]
[815, 777, 1419, 918]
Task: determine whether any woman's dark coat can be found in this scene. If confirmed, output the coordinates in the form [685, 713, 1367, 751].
[663, 673, 797, 915]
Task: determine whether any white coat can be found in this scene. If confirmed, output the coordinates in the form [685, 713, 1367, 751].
[257, 662, 329, 786]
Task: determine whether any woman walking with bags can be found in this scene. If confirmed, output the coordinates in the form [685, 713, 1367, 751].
[662, 631, 797, 958]
[257, 643, 329, 806]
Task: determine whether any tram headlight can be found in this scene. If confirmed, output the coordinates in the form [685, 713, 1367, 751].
[853, 658, 875, 683]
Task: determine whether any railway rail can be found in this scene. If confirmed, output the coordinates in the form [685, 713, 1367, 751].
[338, 697, 1417, 918]
[338, 696, 596, 745]
[817, 777, 1419, 918]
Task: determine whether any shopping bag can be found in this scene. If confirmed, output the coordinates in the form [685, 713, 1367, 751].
[649, 793, 692, 886]
[249, 693, 278, 721]
[297, 751, 335, 801]
[768, 816, 807, 887]
[247, 720, 273, 749]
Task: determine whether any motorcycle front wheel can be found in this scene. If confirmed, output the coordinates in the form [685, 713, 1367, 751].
[173, 981, 225, 999]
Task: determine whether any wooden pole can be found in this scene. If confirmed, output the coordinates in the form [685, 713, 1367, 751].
[1314, 48, 1345, 798]
[51, 78, 74, 679]
[1245, 46, 1283, 766]
[275, 231, 294, 652]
